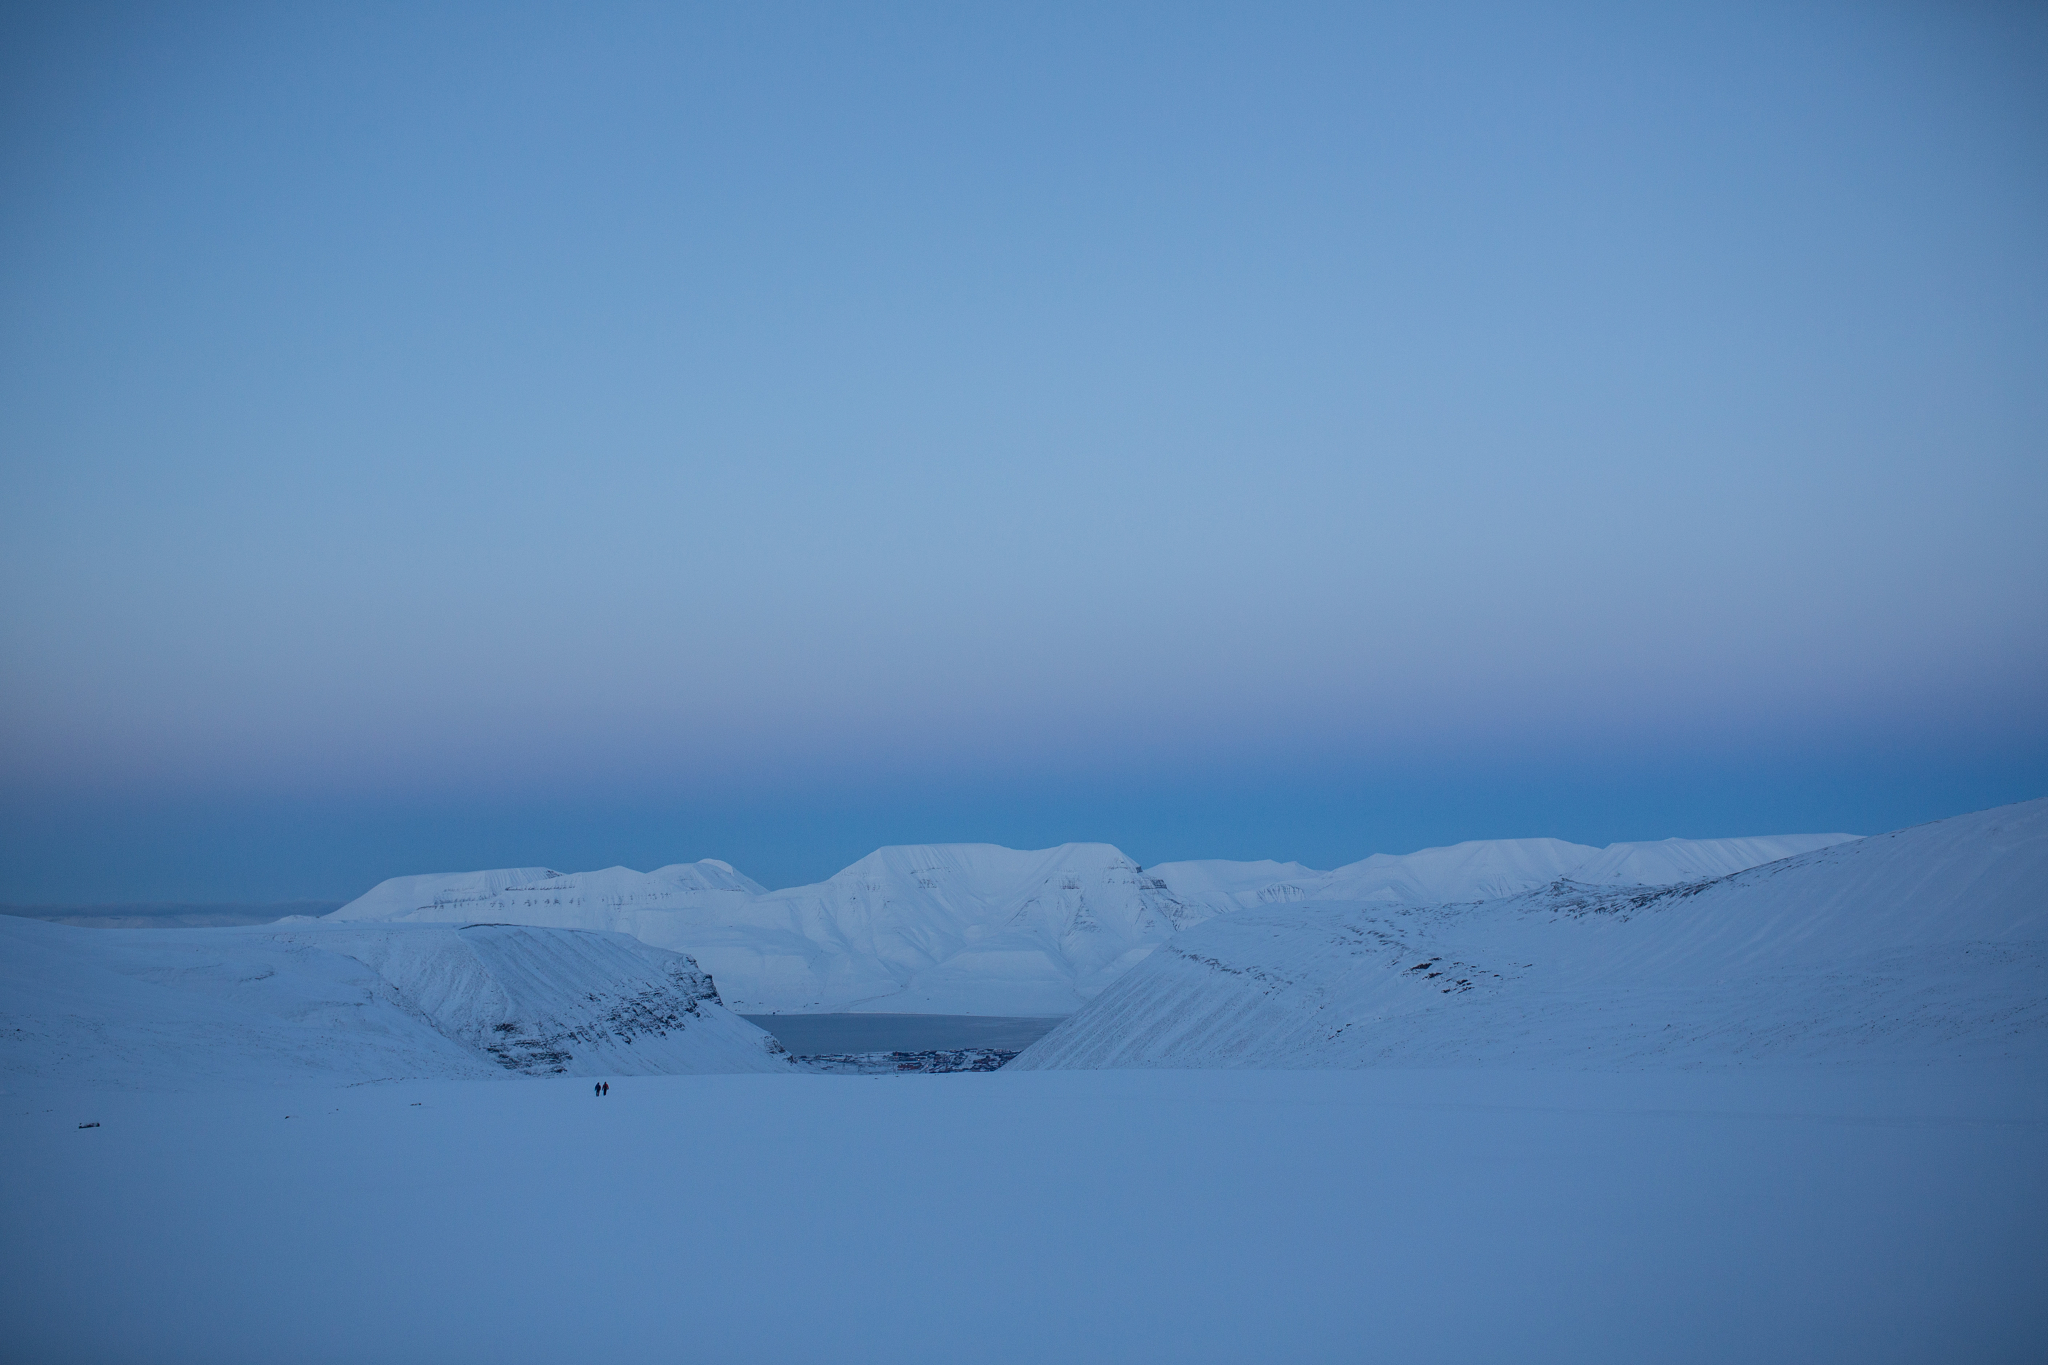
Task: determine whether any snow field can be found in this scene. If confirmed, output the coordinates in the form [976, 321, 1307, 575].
[3, 1065, 2041, 1365]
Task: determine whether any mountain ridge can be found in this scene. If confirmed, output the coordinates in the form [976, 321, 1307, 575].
[328, 829, 1860, 1013]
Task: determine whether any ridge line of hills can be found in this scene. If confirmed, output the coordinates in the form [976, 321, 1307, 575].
[325, 829, 1860, 1014]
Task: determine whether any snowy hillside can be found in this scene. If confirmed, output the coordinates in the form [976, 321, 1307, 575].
[0, 918, 791, 1089]
[1148, 831, 1855, 910]
[666, 843, 1216, 1015]
[1013, 800, 2046, 1070]
[329, 832, 1859, 1014]
[332, 843, 1229, 1014]
[327, 860, 766, 935]
[1140, 858, 1325, 910]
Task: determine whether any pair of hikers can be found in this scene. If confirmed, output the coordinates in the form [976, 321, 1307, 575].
[592, 1081, 609, 1097]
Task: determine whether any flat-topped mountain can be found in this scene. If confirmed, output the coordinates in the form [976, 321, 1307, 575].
[327, 860, 766, 931]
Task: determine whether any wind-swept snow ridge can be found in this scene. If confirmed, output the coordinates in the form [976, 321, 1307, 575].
[1012, 800, 2046, 1071]
[0, 918, 790, 1089]
[328, 833, 1858, 1013]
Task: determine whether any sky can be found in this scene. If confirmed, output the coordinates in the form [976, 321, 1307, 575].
[2, 1, 2044, 901]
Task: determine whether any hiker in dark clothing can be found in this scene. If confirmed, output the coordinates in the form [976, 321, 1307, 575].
[593, 1081, 600, 1097]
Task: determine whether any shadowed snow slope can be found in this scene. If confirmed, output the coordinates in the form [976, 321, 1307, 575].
[1013, 800, 2045, 1070]
[329, 833, 1856, 1014]
[0, 918, 790, 1089]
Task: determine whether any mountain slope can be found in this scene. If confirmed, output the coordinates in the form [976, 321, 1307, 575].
[327, 861, 766, 936]
[327, 832, 1860, 1014]
[0, 918, 791, 1089]
[677, 843, 1220, 1014]
[1148, 832, 1857, 910]
[330, 843, 1232, 1014]
[1012, 800, 2045, 1070]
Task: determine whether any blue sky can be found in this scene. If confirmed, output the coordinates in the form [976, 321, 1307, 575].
[3, 2, 2043, 899]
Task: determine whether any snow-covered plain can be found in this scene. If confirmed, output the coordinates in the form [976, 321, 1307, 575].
[3, 1065, 2041, 1364]
[328, 831, 1855, 1014]
[1015, 800, 2047, 1070]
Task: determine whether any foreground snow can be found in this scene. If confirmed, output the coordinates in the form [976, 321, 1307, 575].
[0, 918, 790, 1088]
[2, 1064, 2040, 1364]
[1015, 800, 2046, 1070]
[329, 832, 1855, 1014]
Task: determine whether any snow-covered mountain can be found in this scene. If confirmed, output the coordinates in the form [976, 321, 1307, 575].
[1140, 858, 1326, 910]
[328, 830, 1858, 1014]
[0, 917, 791, 1089]
[1011, 800, 2047, 1070]
[698, 843, 1211, 1014]
[326, 860, 766, 935]
[1148, 832, 1855, 910]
